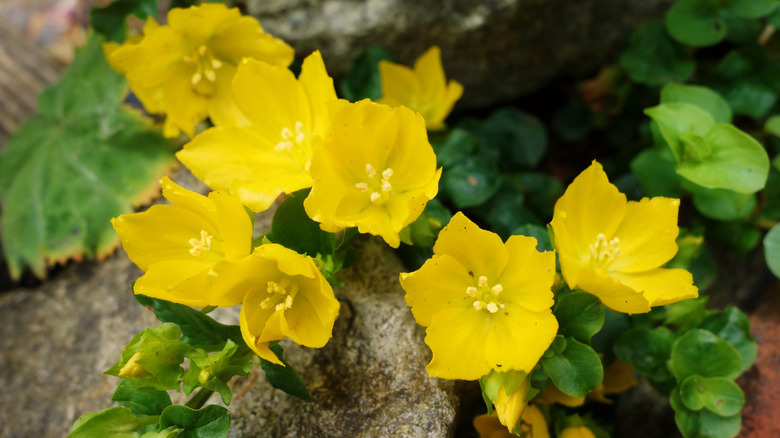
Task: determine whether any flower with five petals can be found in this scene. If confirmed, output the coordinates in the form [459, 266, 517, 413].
[550, 161, 698, 313]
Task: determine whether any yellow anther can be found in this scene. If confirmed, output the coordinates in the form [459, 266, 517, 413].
[382, 168, 394, 180]
[589, 233, 620, 268]
[473, 301, 484, 310]
[366, 163, 377, 178]
[189, 230, 214, 256]
[478, 276, 489, 288]
[281, 127, 293, 140]
[191, 71, 203, 85]
[486, 302, 499, 313]
[466, 286, 478, 297]
[204, 68, 216, 82]
[381, 180, 392, 192]
[492, 284, 503, 295]
[211, 58, 223, 69]
[198, 45, 208, 56]
[355, 182, 369, 192]
[370, 192, 381, 203]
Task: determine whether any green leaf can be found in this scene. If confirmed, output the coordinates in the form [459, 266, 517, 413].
[542, 337, 603, 397]
[725, 0, 780, 19]
[764, 114, 780, 137]
[551, 99, 592, 142]
[630, 148, 681, 197]
[440, 156, 502, 208]
[268, 189, 334, 257]
[660, 83, 732, 123]
[722, 10, 765, 43]
[723, 78, 777, 119]
[708, 220, 762, 255]
[554, 292, 605, 343]
[619, 20, 695, 86]
[90, 0, 157, 43]
[158, 405, 230, 438]
[512, 172, 563, 218]
[399, 198, 451, 247]
[691, 187, 757, 220]
[182, 340, 254, 405]
[260, 344, 312, 401]
[112, 381, 172, 417]
[679, 375, 745, 416]
[485, 197, 541, 240]
[340, 47, 394, 102]
[135, 295, 245, 351]
[670, 388, 742, 438]
[105, 323, 191, 391]
[483, 107, 548, 168]
[670, 329, 743, 382]
[678, 124, 770, 194]
[663, 296, 712, 331]
[699, 307, 756, 372]
[765, 223, 780, 277]
[614, 326, 677, 382]
[68, 407, 158, 438]
[645, 103, 716, 161]
[511, 224, 553, 252]
[0, 33, 175, 279]
[430, 128, 478, 168]
[665, 0, 728, 47]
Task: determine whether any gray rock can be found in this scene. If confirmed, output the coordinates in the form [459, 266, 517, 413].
[248, 0, 674, 109]
[227, 238, 458, 437]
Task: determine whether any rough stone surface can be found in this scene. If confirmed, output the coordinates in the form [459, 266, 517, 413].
[247, 0, 674, 109]
[227, 238, 459, 437]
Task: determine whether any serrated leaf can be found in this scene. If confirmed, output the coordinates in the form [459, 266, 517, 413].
[619, 20, 695, 86]
[542, 337, 603, 397]
[666, 0, 727, 47]
[554, 292, 605, 343]
[91, 0, 157, 43]
[670, 329, 743, 382]
[614, 326, 677, 382]
[67, 406, 158, 438]
[679, 375, 745, 416]
[765, 223, 780, 278]
[135, 294, 245, 351]
[260, 344, 312, 401]
[112, 381, 172, 417]
[0, 33, 175, 279]
[158, 405, 230, 438]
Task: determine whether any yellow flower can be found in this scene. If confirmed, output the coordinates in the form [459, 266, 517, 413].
[177, 51, 336, 212]
[535, 384, 586, 408]
[111, 177, 255, 307]
[304, 99, 441, 248]
[378, 46, 463, 130]
[551, 161, 698, 314]
[400, 212, 558, 380]
[106, 3, 294, 138]
[560, 426, 596, 438]
[473, 405, 550, 438]
[587, 359, 638, 404]
[239, 244, 340, 364]
[495, 379, 529, 432]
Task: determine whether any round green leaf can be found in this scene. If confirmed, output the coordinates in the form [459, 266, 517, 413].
[542, 337, 603, 397]
[726, 0, 780, 18]
[67, 406, 158, 438]
[700, 307, 757, 372]
[554, 292, 605, 343]
[631, 148, 682, 197]
[723, 78, 777, 120]
[430, 128, 478, 168]
[764, 223, 780, 278]
[614, 327, 677, 382]
[158, 405, 230, 438]
[670, 389, 743, 438]
[484, 107, 548, 168]
[680, 375, 745, 416]
[511, 223, 553, 252]
[440, 156, 502, 208]
[340, 46, 394, 102]
[691, 188, 757, 220]
[764, 114, 780, 137]
[677, 124, 770, 194]
[619, 20, 695, 86]
[644, 103, 716, 161]
[660, 83, 732, 124]
[666, 0, 728, 47]
[670, 329, 743, 381]
[269, 189, 335, 257]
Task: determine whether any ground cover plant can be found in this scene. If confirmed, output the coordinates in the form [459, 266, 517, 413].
[0, 0, 777, 437]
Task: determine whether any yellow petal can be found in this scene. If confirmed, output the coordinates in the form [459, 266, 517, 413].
[240, 289, 283, 364]
[518, 405, 550, 438]
[208, 16, 294, 67]
[426, 307, 492, 380]
[208, 190, 252, 262]
[577, 268, 651, 314]
[414, 46, 446, 98]
[207, 63, 251, 129]
[282, 274, 339, 348]
[552, 161, 627, 289]
[535, 384, 586, 407]
[177, 127, 311, 213]
[400, 254, 475, 327]
[133, 259, 215, 307]
[473, 413, 515, 438]
[434, 212, 508, 283]
[162, 61, 209, 138]
[167, 3, 240, 43]
[160, 177, 217, 226]
[253, 244, 316, 278]
[610, 197, 681, 273]
[484, 304, 558, 372]
[498, 236, 556, 313]
[298, 51, 338, 138]
[378, 60, 420, 108]
[560, 426, 596, 438]
[612, 268, 698, 307]
[601, 359, 638, 395]
[495, 381, 527, 432]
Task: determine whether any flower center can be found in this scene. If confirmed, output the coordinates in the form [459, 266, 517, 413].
[260, 279, 299, 312]
[184, 44, 223, 86]
[275, 121, 306, 152]
[355, 163, 394, 204]
[589, 233, 620, 269]
[189, 229, 214, 256]
[466, 275, 505, 313]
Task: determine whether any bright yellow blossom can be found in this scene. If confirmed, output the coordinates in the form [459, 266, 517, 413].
[495, 379, 529, 432]
[378, 46, 463, 130]
[106, 3, 294, 138]
[400, 212, 558, 380]
[551, 161, 698, 313]
[240, 244, 340, 364]
[560, 426, 596, 438]
[111, 177, 255, 307]
[177, 51, 336, 212]
[473, 405, 550, 438]
[304, 99, 441, 248]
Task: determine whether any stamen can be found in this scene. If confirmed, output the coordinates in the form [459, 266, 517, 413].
[366, 163, 376, 178]
[381, 180, 392, 192]
[191, 72, 202, 85]
[211, 58, 223, 69]
[491, 284, 503, 295]
[275, 141, 293, 151]
[486, 303, 499, 313]
[382, 168, 394, 180]
[281, 127, 293, 140]
[473, 301, 484, 310]
[355, 182, 369, 191]
[466, 286, 477, 297]
[370, 192, 381, 203]
[189, 230, 214, 256]
[478, 276, 489, 288]
[204, 68, 216, 82]
[198, 45, 208, 56]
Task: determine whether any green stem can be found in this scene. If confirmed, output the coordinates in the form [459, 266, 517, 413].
[185, 388, 215, 410]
